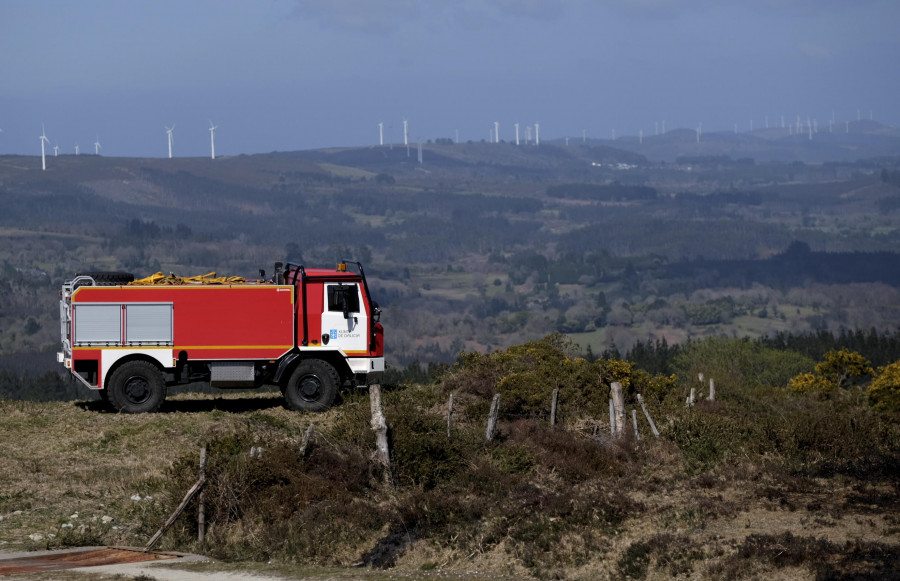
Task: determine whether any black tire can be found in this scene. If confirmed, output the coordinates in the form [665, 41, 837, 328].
[107, 360, 166, 413]
[76, 271, 135, 285]
[283, 359, 339, 412]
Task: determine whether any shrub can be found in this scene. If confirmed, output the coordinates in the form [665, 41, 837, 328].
[388, 400, 467, 489]
[869, 360, 900, 412]
[813, 348, 874, 388]
[787, 348, 874, 396]
[787, 371, 834, 395]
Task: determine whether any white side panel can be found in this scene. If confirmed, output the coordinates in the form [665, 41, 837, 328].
[100, 348, 173, 389]
[347, 357, 385, 374]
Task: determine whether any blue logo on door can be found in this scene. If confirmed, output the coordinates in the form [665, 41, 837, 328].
[330, 329, 338, 340]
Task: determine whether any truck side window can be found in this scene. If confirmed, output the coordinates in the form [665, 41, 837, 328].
[327, 284, 360, 313]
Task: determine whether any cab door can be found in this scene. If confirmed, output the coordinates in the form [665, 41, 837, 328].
[321, 283, 368, 354]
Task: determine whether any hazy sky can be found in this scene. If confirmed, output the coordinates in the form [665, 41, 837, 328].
[2, 0, 898, 158]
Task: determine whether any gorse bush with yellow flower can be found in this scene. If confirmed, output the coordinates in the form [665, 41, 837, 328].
[788, 349, 873, 395]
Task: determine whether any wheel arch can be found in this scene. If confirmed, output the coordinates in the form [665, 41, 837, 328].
[103, 351, 169, 390]
[279, 350, 354, 388]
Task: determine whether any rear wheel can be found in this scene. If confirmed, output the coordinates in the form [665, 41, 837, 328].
[107, 360, 166, 413]
[283, 359, 339, 412]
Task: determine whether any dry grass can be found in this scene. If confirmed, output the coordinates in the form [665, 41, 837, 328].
[0, 392, 325, 551]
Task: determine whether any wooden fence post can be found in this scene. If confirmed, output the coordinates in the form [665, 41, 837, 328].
[146, 446, 207, 551]
[298, 424, 314, 459]
[550, 388, 559, 427]
[447, 393, 454, 438]
[632, 410, 640, 441]
[369, 384, 392, 487]
[636, 394, 660, 437]
[197, 446, 207, 544]
[485, 394, 500, 443]
[708, 378, 716, 402]
[610, 382, 626, 437]
[609, 399, 615, 435]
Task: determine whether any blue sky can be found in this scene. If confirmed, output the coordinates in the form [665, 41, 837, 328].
[2, 0, 898, 158]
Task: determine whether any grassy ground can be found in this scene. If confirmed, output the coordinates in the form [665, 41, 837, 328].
[1, 380, 898, 580]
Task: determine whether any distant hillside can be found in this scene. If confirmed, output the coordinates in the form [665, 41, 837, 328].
[569, 120, 900, 163]
[2, 138, 900, 369]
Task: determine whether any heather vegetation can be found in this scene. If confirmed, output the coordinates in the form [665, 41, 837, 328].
[1, 334, 897, 579]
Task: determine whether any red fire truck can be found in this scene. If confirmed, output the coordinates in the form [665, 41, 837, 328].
[57, 261, 384, 413]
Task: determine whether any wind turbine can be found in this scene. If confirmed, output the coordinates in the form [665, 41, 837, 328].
[74, 144, 80, 156]
[209, 121, 218, 159]
[53, 144, 59, 156]
[514, 123, 520, 146]
[534, 123, 540, 146]
[493, 121, 499, 144]
[696, 122, 702, 143]
[94, 135, 102, 155]
[165, 125, 175, 158]
[402, 119, 408, 147]
[39, 125, 49, 170]
[378, 122, 383, 146]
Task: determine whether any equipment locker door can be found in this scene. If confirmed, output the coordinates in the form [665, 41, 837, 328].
[321, 283, 368, 354]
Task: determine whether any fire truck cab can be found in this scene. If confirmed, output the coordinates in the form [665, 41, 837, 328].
[57, 261, 384, 413]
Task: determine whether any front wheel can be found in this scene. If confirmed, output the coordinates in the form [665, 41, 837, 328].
[107, 360, 166, 413]
[283, 359, 339, 412]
